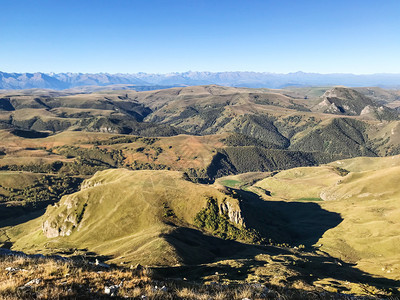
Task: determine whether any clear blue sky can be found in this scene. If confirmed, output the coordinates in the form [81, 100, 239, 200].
[1, 0, 399, 74]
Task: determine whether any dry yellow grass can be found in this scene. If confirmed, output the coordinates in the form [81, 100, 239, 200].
[1, 254, 373, 299]
[0, 255, 151, 299]
[0, 129, 225, 172]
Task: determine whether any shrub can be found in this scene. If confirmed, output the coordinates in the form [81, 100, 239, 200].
[194, 197, 265, 244]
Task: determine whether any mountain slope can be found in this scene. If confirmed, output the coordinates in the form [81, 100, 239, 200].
[313, 87, 398, 120]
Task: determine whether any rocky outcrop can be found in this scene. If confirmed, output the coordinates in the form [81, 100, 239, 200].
[360, 105, 374, 116]
[42, 195, 86, 238]
[219, 201, 245, 227]
[80, 179, 103, 191]
[42, 218, 75, 238]
[315, 87, 397, 119]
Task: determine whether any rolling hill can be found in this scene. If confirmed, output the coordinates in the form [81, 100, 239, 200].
[2, 85, 400, 297]
[6, 169, 246, 266]
[1, 160, 400, 296]
[2, 84, 400, 182]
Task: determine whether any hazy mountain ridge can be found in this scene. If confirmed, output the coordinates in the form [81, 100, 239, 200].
[2, 71, 400, 90]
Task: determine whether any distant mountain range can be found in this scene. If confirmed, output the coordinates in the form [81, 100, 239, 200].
[1, 71, 400, 90]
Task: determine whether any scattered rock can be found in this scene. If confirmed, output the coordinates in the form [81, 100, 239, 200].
[104, 285, 119, 297]
[130, 263, 143, 271]
[153, 285, 168, 292]
[5, 267, 27, 272]
[160, 286, 168, 292]
[252, 283, 271, 297]
[104, 280, 124, 297]
[95, 259, 110, 268]
[18, 285, 32, 292]
[24, 278, 42, 287]
[334, 260, 342, 266]
[26, 278, 42, 285]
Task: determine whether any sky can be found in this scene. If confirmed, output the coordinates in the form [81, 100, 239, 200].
[1, 0, 399, 74]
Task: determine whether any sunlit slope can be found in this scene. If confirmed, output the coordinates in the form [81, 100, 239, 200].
[6, 169, 243, 266]
[3, 166, 400, 294]
[254, 166, 343, 200]
[319, 165, 400, 279]
[0, 129, 223, 171]
[329, 154, 400, 172]
[254, 155, 400, 280]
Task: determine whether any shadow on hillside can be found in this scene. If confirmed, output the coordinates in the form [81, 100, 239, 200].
[163, 188, 343, 266]
[158, 190, 400, 293]
[233, 188, 343, 247]
[162, 227, 278, 265]
[0, 204, 50, 228]
[10, 129, 50, 138]
[160, 227, 400, 293]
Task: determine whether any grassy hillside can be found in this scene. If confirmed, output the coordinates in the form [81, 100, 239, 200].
[289, 118, 377, 156]
[311, 87, 399, 121]
[3, 169, 247, 266]
[0, 170, 82, 228]
[253, 155, 400, 281]
[354, 87, 400, 105]
[0, 127, 350, 186]
[1, 168, 399, 297]
[0, 129, 227, 181]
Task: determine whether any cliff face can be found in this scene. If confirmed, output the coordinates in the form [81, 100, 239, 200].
[42, 193, 87, 238]
[220, 201, 245, 227]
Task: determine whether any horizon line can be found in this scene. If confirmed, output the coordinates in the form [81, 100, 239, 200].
[2, 70, 400, 76]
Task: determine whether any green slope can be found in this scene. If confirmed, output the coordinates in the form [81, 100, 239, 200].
[5, 169, 247, 266]
[254, 155, 400, 281]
